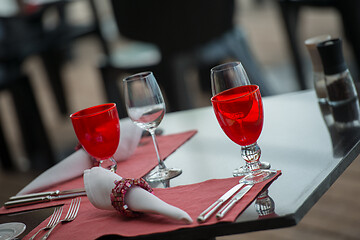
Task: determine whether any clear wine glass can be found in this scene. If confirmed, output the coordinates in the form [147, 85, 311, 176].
[70, 103, 120, 172]
[123, 72, 182, 182]
[211, 62, 275, 184]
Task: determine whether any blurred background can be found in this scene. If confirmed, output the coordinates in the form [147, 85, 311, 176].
[1, 0, 355, 170]
[0, 0, 359, 239]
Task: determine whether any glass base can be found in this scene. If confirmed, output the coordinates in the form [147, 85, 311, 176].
[98, 157, 117, 172]
[233, 162, 271, 177]
[148, 179, 170, 188]
[241, 169, 277, 184]
[109, 164, 117, 173]
[145, 167, 182, 182]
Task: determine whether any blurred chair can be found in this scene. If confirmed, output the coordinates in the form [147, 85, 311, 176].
[0, 66, 55, 171]
[99, 0, 269, 113]
[98, 40, 161, 118]
[3, 0, 110, 117]
[5, 73, 56, 171]
[277, 0, 360, 89]
[0, 5, 59, 170]
[0, 0, 114, 170]
[0, 4, 58, 170]
[37, 0, 111, 115]
[0, 0, 111, 170]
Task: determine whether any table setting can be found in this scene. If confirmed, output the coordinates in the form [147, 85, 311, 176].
[0, 62, 294, 240]
[0, 126, 280, 239]
[0, 127, 197, 214]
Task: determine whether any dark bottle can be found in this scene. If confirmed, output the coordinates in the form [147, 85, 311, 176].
[305, 35, 331, 103]
[304, 35, 333, 126]
[317, 38, 360, 129]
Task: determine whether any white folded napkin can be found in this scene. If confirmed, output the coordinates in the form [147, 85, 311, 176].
[83, 167, 193, 224]
[17, 118, 142, 195]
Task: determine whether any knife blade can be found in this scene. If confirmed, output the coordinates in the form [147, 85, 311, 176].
[4, 191, 86, 209]
[216, 184, 253, 219]
[9, 188, 86, 201]
[197, 183, 245, 222]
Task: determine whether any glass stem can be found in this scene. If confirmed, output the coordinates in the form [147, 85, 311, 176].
[98, 158, 117, 172]
[150, 130, 166, 170]
[110, 157, 117, 172]
[241, 142, 261, 173]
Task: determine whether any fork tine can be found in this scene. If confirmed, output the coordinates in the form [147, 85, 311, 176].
[28, 206, 63, 240]
[64, 198, 75, 219]
[66, 198, 78, 220]
[53, 207, 63, 226]
[70, 198, 80, 219]
[49, 207, 62, 226]
[69, 198, 81, 220]
[40, 198, 81, 240]
[46, 207, 59, 227]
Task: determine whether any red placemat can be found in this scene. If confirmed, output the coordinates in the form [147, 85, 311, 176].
[23, 171, 281, 240]
[0, 130, 197, 215]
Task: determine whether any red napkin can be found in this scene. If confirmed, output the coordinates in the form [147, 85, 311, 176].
[0, 130, 197, 215]
[117, 130, 197, 178]
[23, 171, 281, 240]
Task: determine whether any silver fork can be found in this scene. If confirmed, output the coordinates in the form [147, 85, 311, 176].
[41, 198, 81, 240]
[29, 206, 63, 240]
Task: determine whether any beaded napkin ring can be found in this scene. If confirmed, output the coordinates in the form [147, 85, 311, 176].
[111, 178, 153, 217]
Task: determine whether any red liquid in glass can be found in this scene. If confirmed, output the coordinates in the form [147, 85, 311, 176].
[212, 85, 263, 146]
[71, 104, 120, 160]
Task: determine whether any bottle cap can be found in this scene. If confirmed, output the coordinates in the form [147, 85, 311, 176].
[317, 38, 347, 75]
[304, 35, 331, 72]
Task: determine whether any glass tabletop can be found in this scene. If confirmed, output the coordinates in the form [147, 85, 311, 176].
[154, 89, 360, 238]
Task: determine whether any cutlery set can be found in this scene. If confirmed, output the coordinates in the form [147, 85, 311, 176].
[197, 183, 254, 222]
[4, 189, 86, 209]
[29, 198, 81, 240]
[41, 198, 81, 240]
[29, 207, 63, 240]
[9, 189, 86, 201]
[4, 191, 82, 238]
[5, 183, 251, 237]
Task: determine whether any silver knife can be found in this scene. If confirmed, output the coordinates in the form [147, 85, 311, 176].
[9, 188, 86, 201]
[4, 192, 86, 209]
[197, 183, 245, 222]
[216, 184, 253, 219]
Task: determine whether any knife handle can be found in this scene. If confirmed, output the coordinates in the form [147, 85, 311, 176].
[216, 198, 237, 219]
[216, 184, 253, 219]
[197, 200, 223, 222]
[9, 191, 59, 200]
[4, 196, 51, 208]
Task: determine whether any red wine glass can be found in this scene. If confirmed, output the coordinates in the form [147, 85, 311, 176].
[70, 103, 120, 172]
[211, 62, 275, 184]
